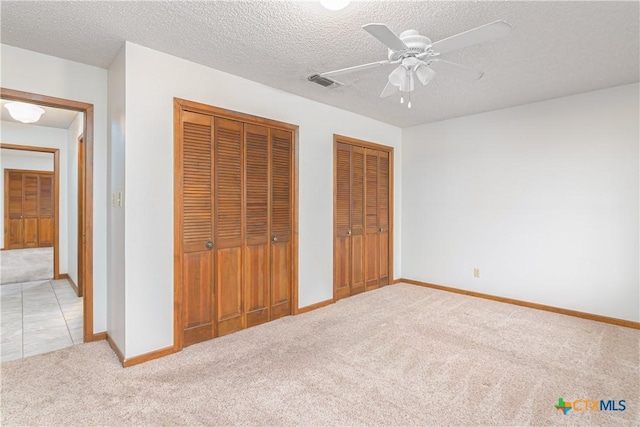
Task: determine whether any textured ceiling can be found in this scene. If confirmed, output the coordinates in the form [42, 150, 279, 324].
[1, 100, 80, 129]
[1, 1, 638, 128]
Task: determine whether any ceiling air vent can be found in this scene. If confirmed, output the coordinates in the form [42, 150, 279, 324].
[307, 74, 341, 88]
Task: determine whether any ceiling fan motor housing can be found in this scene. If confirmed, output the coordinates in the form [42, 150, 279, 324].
[388, 30, 433, 61]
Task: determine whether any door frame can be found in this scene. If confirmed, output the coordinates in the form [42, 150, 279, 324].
[77, 133, 85, 297]
[1, 87, 97, 342]
[3, 167, 57, 253]
[332, 134, 394, 300]
[173, 98, 300, 352]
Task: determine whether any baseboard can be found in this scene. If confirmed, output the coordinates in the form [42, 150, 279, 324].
[106, 333, 125, 365]
[296, 298, 335, 314]
[399, 278, 640, 330]
[391, 278, 403, 284]
[58, 273, 79, 295]
[91, 332, 107, 341]
[123, 346, 175, 368]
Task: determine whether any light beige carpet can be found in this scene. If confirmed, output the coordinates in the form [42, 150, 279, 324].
[0, 248, 53, 285]
[1, 283, 638, 425]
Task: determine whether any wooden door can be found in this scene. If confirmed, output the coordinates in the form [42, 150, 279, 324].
[350, 146, 366, 294]
[4, 171, 54, 249]
[244, 124, 270, 328]
[77, 136, 85, 296]
[334, 138, 392, 300]
[175, 99, 297, 351]
[6, 171, 24, 249]
[214, 117, 244, 337]
[334, 143, 352, 300]
[179, 111, 216, 347]
[22, 174, 39, 248]
[364, 149, 379, 290]
[38, 174, 54, 247]
[270, 128, 292, 319]
[377, 151, 390, 286]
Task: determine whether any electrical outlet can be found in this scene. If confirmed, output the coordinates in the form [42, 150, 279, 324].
[474, 268, 480, 278]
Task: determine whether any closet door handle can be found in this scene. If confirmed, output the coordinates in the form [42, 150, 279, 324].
[272, 236, 278, 242]
[379, 227, 383, 232]
[206, 241, 214, 249]
[346, 229, 351, 236]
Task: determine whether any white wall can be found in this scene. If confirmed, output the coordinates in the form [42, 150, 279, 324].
[402, 83, 639, 322]
[122, 42, 402, 357]
[67, 113, 83, 285]
[107, 45, 127, 353]
[0, 148, 54, 246]
[0, 123, 69, 274]
[1, 44, 109, 332]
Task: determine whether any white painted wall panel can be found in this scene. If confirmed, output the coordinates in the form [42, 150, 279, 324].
[402, 83, 639, 321]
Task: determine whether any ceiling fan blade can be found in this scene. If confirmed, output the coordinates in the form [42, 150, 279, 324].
[428, 59, 484, 81]
[320, 60, 390, 77]
[430, 20, 512, 54]
[380, 81, 398, 98]
[362, 23, 408, 52]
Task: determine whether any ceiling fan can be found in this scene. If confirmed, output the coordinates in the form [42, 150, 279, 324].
[313, 20, 512, 108]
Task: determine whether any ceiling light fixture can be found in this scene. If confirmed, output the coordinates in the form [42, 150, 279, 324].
[320, 0, 350, 11]
[4, 102, 45, 123]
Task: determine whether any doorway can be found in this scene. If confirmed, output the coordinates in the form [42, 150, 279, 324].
[0, 87, 96, 349]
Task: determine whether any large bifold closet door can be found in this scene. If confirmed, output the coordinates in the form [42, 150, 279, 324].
[334, 136, 392, 301]
[4, 170, 54, 249]
[174, 99, 298, 350]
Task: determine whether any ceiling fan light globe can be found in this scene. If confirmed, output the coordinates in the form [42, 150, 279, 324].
[416, 65, 436, 85]
[388, 65, 406, 87]
[401, 70, 414, 92]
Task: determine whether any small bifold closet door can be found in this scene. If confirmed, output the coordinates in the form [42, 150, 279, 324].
[179, 111, 215, 347]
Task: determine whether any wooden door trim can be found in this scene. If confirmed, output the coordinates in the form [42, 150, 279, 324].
[1, 87, 97, 342]
[175, 98, 298, 132]
[333, 134, 394, 300]
[2, 150, 59, 278]
[173, 99, 300, 351]
[77, 134, 84, 297]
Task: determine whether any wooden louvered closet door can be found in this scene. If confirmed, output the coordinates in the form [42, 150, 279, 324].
[377, 151, 390, 286]
[179, 112, 215, 347]
[4, 171, 54, 249]
[244, 124, 270, 328]
[334, 138, 391, 300]
[176, 103, 295, 349]
[38, 175, 54, 247]
[214, 117, 244, 337]
[6, 171, 24, 249]
[270, 128, 293, 319]
[334, 143, 352, 300]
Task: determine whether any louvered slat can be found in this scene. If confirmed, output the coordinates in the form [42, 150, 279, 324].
[351, 148, 364, 228]
[245, 125, 269, 239]
[378, 153, 389, 227]
[271, 129, 291, 236]
[215, 119, 243, 241]
[183, 121, 212, 244]
[8, 173, 22, 217]
[23, 175, 38, 217]
[336, 144, 351, 233]
[39, 176, 53, 217]
[366, 151, 378, 228]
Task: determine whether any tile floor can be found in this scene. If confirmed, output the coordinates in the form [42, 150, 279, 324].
[1, 278, 83, 362]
